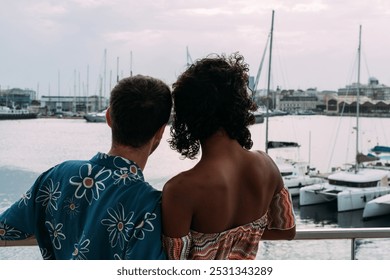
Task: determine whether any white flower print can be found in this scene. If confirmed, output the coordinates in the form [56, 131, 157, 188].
[69, 163, 112, 205]
[101, 203, 135, 250]
[113, 254, 122, 260]
[113, 156, 143, 184]
[35, 179, 61, 215]
[0, 221, 23, 240]
[133, 212, 157, 240]
[45, 221, 66, 250]
[18, 189, 32, 208]
[113, 169, 133, 185]
[40, 247, 53, 260]
[63, 197, 80, 218]
[72, 235, 90, 260]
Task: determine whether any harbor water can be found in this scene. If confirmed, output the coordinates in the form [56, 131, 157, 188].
[1, 115, 390, 260]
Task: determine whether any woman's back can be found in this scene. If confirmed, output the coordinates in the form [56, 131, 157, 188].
[162, 53, 295, 259]
[162, 132, 283, 235]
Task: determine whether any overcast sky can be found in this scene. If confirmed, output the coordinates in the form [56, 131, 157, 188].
[1, 0, 389, 98]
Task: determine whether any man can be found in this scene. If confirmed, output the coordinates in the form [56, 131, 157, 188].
[0, 75, 172, 259]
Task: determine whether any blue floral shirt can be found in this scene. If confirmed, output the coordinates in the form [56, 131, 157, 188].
[0, 152, 166, 260]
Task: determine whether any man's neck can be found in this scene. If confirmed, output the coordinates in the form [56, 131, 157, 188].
[107, 143, 149, 170]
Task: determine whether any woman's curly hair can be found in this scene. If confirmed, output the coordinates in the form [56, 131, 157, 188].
[169, 52, 257, 159]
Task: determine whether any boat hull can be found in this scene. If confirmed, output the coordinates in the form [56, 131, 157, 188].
[300, 183, 390, 212]
[283, 176, 324, 196]
[362, 194, 390, 219]
[0, 113, 37, 120]
[84, 113, 106, 123]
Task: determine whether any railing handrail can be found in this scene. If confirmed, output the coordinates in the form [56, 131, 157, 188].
[294, 227, 390, 240]
[2, 227, 390, 247]
[2, 228, 390, 259]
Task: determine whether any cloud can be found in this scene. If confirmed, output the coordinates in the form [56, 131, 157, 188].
[291, 1, 328, 13]
[1, 0, 390, 92]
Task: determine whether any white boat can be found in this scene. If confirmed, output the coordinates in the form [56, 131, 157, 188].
[0, 106, 37, 120]
[84, 110, 106, 123]
[363, 193, 390, 219]
[362, 145, 390, 175]
[276, 157, 324, 196]
[299, 168, 390, 211]
[267, 141, 324, 196]
[300, 26, 390, 212]
[253, 108, 265, 123]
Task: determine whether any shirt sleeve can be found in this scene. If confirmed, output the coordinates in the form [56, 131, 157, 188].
[0, 171, 50, 241]
[267, 187, 296, 230]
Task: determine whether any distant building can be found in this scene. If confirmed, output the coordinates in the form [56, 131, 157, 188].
[277, 88, 324, 113]
[40, 95, 108, 115]
[325, 78, 390, 116]
[338, 77, 390, 100]
[0, 88, 36, 109]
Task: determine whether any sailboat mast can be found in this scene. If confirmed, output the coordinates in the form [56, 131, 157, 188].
[130, 51, 133, 77]
[265, 10, 274, 154]
[355, 25, 362, 172]
[186, 46, 193, 67]
[117, 56, 120, 83]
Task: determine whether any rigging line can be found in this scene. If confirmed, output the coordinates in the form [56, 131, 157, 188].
[345, 117, 353, 166]
[253, 33, 270, 94]
[274, 38, 290, 90]
[378, 118, 389, 146]
[362, 49, 371, 80]
[326, 51, 359, 171]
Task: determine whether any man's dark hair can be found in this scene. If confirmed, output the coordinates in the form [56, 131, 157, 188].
[169, 52, 257, 159]
[109, 75, 172, 148]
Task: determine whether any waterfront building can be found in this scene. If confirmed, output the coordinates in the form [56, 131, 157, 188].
[338, 77, 390, 100]
[40, 95, 108, 116]
[0, 88, 36, 109]
[276, 88, 325, 113]
[325, 78, 390, 116]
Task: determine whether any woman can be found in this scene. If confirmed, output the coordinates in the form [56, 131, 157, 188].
[162, 53, 296, 260]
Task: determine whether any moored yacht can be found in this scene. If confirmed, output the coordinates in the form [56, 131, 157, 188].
[299, 26, 390, 212]
[0, 106, 37, 120]
[362, 193, 390, 219]
[84, 110, 106, 123]
[276, 157, 324, 196]
[299, 168, 390, 211]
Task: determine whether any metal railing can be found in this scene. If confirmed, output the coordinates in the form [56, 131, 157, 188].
[294, 227, 390, 259]
[2, 228, 390, 260]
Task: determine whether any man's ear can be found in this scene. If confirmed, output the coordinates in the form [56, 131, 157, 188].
[105, 107, 111, 127]
[149, 124, 167, 156]
[155, 124, 166, 141]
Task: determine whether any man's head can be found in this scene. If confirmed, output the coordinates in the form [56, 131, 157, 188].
[108, 75, 172, 149]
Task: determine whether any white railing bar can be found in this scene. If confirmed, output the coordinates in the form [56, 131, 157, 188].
[2, 228, 390, 260]
[294, 227, 390, 240]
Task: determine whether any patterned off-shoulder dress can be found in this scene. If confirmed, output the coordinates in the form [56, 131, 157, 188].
[162, 187, 295, 260]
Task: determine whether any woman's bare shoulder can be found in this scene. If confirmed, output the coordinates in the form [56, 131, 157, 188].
[250, 150, 277, 167]
[162, 169, 200, 196]
[249, 150, 283, 185]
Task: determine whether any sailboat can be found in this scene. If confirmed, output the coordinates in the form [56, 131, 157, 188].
[362, 193, 390, 219]
[361, 146, 390, 219]
[257, 11, 323, 196]
[85, 49, 108, 123]
[0, 106, 37, 120]
[299, 26, 390, 211]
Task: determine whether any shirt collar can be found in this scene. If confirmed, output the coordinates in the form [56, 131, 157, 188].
[91, 152, 145, 181]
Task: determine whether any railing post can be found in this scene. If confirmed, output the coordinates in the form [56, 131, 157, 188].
[351, 238, 356, 260]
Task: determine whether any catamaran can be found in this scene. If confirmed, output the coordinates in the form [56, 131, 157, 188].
[299, 26, 390, 212]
